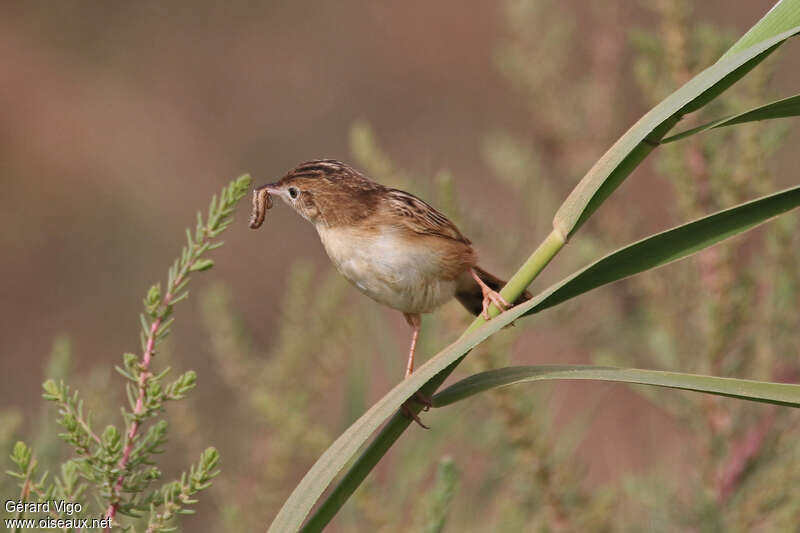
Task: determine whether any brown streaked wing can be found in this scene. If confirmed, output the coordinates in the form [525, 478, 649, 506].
[383, 188, 471, 244]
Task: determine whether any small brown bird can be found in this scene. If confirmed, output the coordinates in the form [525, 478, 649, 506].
[256, 160, 529, 425]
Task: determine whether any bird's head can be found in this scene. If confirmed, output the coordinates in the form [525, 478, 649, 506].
[261, 160, 382, 226]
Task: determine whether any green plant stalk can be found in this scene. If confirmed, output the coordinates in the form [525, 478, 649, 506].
[471, 228, 566, 330]
[300, 229, 565, 532]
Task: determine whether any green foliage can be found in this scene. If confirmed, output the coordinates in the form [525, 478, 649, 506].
[661, 93, 800, 143]
[521, 185, 800, 317]
[5, 175, 249, 531]
[553, 25, 799, 238]
[434, 365, 800, 408]
[602, 2, 800, 530]
[145, 448, 220, 532]
[724, 0, 800, 56]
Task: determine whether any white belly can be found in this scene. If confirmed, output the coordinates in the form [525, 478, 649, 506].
[316, 225, 456, 314]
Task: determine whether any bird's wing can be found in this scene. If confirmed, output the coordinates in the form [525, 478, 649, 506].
[383, 188, 471, 244]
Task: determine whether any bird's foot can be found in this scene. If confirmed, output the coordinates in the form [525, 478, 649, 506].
[413, 391, 432, 410]
[470, 267, 511, 320]
[480, 288, 510, 320]
[400, 391, 432, 429]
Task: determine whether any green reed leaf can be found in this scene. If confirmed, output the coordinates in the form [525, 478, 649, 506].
[524, 185, 800, 316]
[661, 93, 800, 143]
[433, 366, 800, 407]
[552, 23, 800, 239]
[724, 0, 800, 57]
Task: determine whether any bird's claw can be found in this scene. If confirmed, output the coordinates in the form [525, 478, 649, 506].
[481, 289, 510, 320]
[400, 391, 432, 429]
[413, 391, 432, 411]
[401, 401, 430, 429]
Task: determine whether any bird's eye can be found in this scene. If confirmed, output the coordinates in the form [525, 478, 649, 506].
[288, 187, 299, 199]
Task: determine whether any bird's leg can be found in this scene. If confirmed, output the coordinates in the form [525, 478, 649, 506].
[470, 267, 511, 320]
[400, 313, 431, 429]
[403, 313, 430, 408]
[404, 312, 421, 378]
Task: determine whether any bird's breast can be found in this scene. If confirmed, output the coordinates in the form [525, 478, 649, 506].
[315, 225, 461, 313]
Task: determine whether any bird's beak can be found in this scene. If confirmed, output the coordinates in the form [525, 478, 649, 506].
[256, 182, 285, 200]
[256, 182, 279, 194]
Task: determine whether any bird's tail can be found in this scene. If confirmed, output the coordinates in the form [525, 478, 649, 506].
[455, 266, 532, 316]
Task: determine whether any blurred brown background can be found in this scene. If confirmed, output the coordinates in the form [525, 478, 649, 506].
[2, 1, 799, 532]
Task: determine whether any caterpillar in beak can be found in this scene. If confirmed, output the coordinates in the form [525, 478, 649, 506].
[249, 186, 272, 229]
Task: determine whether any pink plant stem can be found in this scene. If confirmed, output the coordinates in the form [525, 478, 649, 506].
[103, 274, 183, 530]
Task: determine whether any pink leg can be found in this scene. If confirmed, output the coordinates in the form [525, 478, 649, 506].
[401, 313, 431, 429]
[470, 267, 511, 320]
[404, 313, 421, 378]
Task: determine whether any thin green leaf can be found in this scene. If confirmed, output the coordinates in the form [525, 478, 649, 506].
[433, 365, 800, 408]
[189, 258, 215, 273]
[269, 186, 800, 533]
[662, 93, 800, 143]
[526, 185, 800, 316]
[553, 26, 799, 239]
[724, 0, 800, 57]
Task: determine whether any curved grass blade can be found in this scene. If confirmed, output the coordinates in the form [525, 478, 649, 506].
[267, 185, 800, 533]
[553, 26, 800, 240]
[526, 184, 800, 316]
[661, 94, 800, 143]
[433, 365, 800, 408]
[724, 0, 800, 57]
